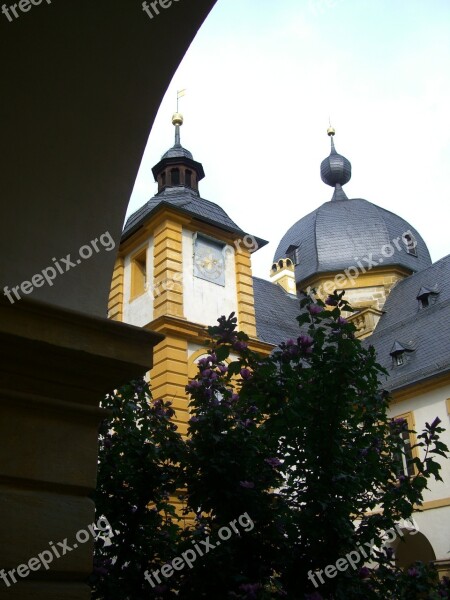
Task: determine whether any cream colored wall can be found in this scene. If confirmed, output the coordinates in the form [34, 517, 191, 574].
[390, 382, 450, 562]
[390, 383, 450, 503]
[408, 508, 450, 563]
[182, 229, 238, 328]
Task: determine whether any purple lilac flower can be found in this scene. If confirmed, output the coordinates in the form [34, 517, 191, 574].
[308, 303, 323, 315]
[325, 296, 338, 306]
[408, 566, 419, 577]
[265, 457, 282, 468]
[298, 334, 314, 347]
[337, 316, 348, 325]
[233, 340, 248, 352]
[240, 368, 252, 380]
[239, 583, 261, 599]
[239, 481, 255, 489]
[359, 566, 371, 579]
[187, 380, 201, 390]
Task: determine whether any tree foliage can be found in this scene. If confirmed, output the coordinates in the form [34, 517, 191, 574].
[91, 292, 449, 599]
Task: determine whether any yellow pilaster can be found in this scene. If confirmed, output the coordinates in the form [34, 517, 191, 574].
[150, 335, 189, 435]
[153, 219, 184, 319]
[235, 247, 257, 338]
[108, 256, 124, 321]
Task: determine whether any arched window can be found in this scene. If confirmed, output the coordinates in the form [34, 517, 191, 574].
[161, 172, 166, 187]
[171, 168, 180, 186]
[185, 169, 192, 188]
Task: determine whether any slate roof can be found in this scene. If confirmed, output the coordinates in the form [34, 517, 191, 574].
[123, 187, 267, 249]
[274, 198, 432, 287]
[161, 144, 193, 160]
[366, 254, 450, 392]
[253, 277, 302, 346]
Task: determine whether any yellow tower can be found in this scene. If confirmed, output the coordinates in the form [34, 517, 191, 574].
[109, 114, 273, 433]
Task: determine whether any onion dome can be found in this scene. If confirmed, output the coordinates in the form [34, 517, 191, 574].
[320, 127, 352, 201]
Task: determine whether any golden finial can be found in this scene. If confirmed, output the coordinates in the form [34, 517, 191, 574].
[172, 112, 184, 126]
[327, 126, 335, 137]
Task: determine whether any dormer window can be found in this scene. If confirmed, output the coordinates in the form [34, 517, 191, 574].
[417, 286, 439, 309]
[286, 244, 301, 265]
[171, 168, 180, 186]
[403, 232, 417, 256]
[390, 341, 414, 367]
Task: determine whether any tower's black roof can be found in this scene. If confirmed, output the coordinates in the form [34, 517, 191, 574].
[123, 187, 268, 249]
[161, 144, 193, 160]
[123, 119, 267, 248]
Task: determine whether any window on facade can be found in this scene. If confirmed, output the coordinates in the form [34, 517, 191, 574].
[403, 233, 417, 256]
[131, 248, 147, 298]
[392, 413, 417, 478]
[161, 172, 166, 187]
[171, 168, 180, 186]
[185, 169, 192, 188]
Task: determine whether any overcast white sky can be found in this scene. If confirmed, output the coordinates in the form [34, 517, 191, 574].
[127, 0, 450, 281]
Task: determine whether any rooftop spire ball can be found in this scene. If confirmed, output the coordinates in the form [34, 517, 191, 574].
[172, 112, 184, 126]
[320, 127, 352, 199]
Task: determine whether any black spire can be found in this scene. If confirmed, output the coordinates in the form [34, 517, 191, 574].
[320, 127, 352, 201]
[152, 113, 205, 194]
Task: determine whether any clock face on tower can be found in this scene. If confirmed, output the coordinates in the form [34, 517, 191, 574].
[193, 235, 225, 286]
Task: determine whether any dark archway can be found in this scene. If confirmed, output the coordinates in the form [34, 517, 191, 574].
[394, 530, 437, 570]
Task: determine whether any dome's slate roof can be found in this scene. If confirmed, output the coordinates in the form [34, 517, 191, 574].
[274, 198, 432, 285]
